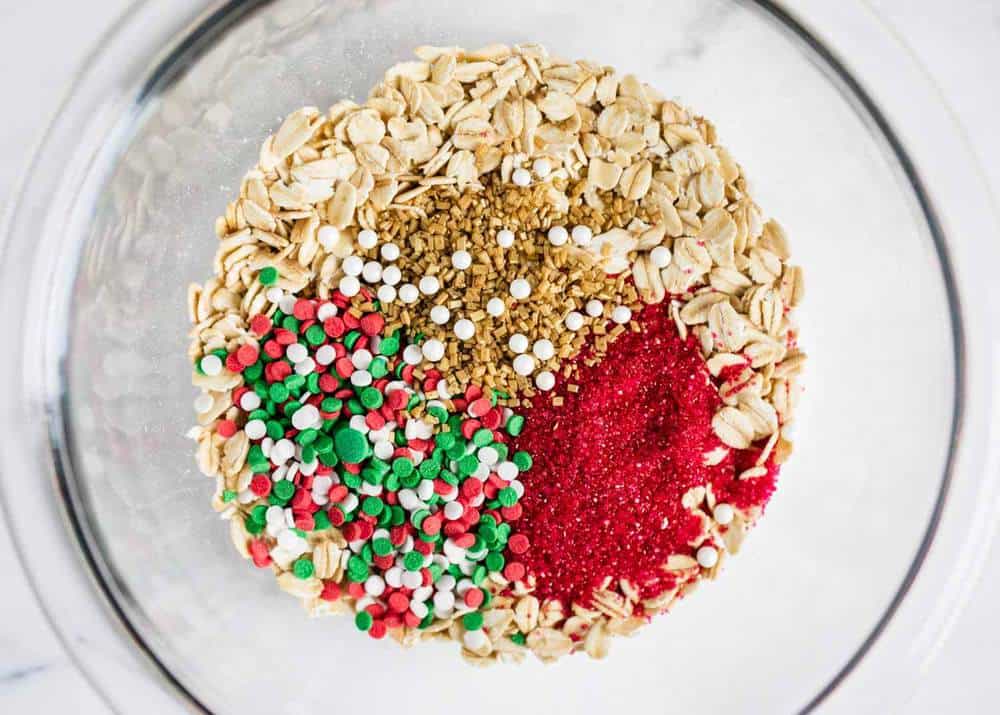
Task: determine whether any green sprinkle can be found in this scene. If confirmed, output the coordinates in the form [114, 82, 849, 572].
[506, 414, 525, 437]
[472, 428, 493, 447]
[313, 510, 331, 530]
[221, 489, 236, 503]
[485, 551, 505, 572]
[472, 565, 487, 585]
[457, 454, 479, 476]
[245, 516, 264, 534]
[344, 330, 361, 351]
[285, 373, 306, 391]
[410, 509, 430, 529]
[355, 611, 373, 631]
[462, 611, 484, 630]
[293, 558, 315, 579]
[390, 506, 405, 526]
[314, 434, 334, 454]
[335, 428, 370, 463]
[343, 472, 362, 489]
[511, 632, 526, 645]
[379, 336, 400, 356]
[297, 428, 319, 445]
[369, 357, 389, 378]
[372, 537, 394, 556]
[428, 563, 443, 582]
[305, 324, 326, 345]
[306, 372, 321, 394]
[273, 480, 295, 500]
[244, 362, 263, 381]
[258, 266, 279, 285]
[418, 459, 441, 479]
[392, 458, 414, 477]
[347, 398, 364, 415]
[435, 431, 455, 450]
[321, 397, 343, 413]
[360, 387, 383, 409]
[403, 551, 425, 571]
[281, 315, 300, 333]
[498, 487, 518, 507]
[268, 382, 289, 403]
[362, 496, 384, 517]
[512, 451, 532, 471]
[301, 445, 316, 464]
[493, 442, 509, 462]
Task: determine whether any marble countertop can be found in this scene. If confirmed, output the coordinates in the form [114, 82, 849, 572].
[2, 1, 998, 712]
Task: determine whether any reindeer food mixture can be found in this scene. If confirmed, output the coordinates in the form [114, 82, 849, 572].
[187, 42, 805, 664]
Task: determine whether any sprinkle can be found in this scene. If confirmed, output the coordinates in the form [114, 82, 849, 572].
[532, 339, 554, 361]
[509, 278, 531, 300]
[650, 245, 671, 268]
[200, 354, 223, 376]
[430, 305, 451, 325]
[585, 299, 604, 317]
[535, 371, 555, 391]
[422, 339, 445, 362]
[381, 243, 400, 261]
[399, 284, 419, 304]
[713, 504, 735, 525]
[454, 319, 475, 341]
[696, 545, 719, 568]
[547, 226, 568, 247]
[532, 157, 552, 177]
[611, 306, 633, 324]
[358, 229, 378, 249]
[381, 265, 402, 286]
[564, 311, 584, 331]
[418, 275, 440, 295]
[317, 226, 340, 251]
[571, 225, 593, 247]
[485, 298, 505, 317]
[496, 229, 515, 248]
[511, 168, 531, 186]
[451, 250, 472, 270]
[362, 261, 383, 283]
[258, 266, 279, 286]
[342, 255, 364, 277]
[508, 333, 528, 354]
[512, 354, 535, 376]
[339, 276, 361, 297]
[377, 285, 396, 303]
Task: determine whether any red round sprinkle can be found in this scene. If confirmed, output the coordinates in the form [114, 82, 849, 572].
[413, 539, 433, 556]
[293, 299, 316, 320]
[328, 507, 345, 527]
[359, 312, 385, 336]
[384, 614, 403, 629]
[318, 374, 339, 393]
[500, 503, 522, 521]
[323, 317, 346, 338]
[464, 587, 484, 608]
[335, 358, 355, 378]
[274, 328, 296, 345]
[263, 339, 283, 359]
[421, 515, 442, 536]
[225, 353, 244, 373]
[468, 397, 491, 417]
[373, 554, 395, 570]
[507, 533, 530, 554]
[503, 562, 526, 581]
[293, 511, 315, 531]
[365, 412, 386, 431]
[388, 592, 409, 613]
[250, 314, 272, 336]
[403, 611, 421, 628]
[236, 344, 259, 366]
[386, 390, 408, 410]
[328, 485, 348, 503]
[366, 603, 386, 618]
[460, 420, 480, 439]
[320, 582, 341, 601]
[454, 533, 476, 549]
[461, 479, 482, 499]
[443, 522, 465, 537]
[481, 408, 502, 430]
[347, 582, 366, 599]
[342, 312, 360, 329]
[216, 419, 237, 438]
[250, 475, 272, 497]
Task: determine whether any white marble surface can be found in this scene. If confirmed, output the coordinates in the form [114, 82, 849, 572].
[1, 1, 998, 712]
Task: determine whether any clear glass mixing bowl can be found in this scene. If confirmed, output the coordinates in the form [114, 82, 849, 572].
[3, 1, 999, 713]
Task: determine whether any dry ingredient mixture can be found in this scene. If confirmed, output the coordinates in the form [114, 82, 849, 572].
[187, 42, 806, 664]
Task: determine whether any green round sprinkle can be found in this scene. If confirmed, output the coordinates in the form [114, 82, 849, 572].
[362, 496, 384, 517]
[435, 431, 455, 450]
[258, 266, 279, 285]
[305, 324, 326, 345]
[344, 330, 361, 351]
[479, 524, 498, 544]
[250, 460, 270, 474]
[377, 508, 394, 527]
[221, 489, 236, 503]
[510, 632, 526, 645]
[369, 357, 389, 378]
[480, 514, 496, 528]
[301, 445, 316, 464]
[498, 487, 518, 507]
[429, 563, 443, 582]
[472, 565, 487, 585]
[447, 442, 467, 461]
[506, 414, 525, 436]
[472, 428, 493, 447]
[343, 472, 362, 490]
[282, 316, 300, 333]
[400, 472, 421, 489]
[306, 372, 320, 394]
[512, 451, 532, 471]
[319, 450, 339, 467]
[379, 337, 400, 356]
[481, 589, 493, 608]
[403, 551, 425, 571]
[347, 398, 364, 415]
[293, 559, 314, 579]
[297, 428, 319, 445]
[418, 459, 441, 479]
[462, 611, 484, 630]
[360, 387, 383, 409]
[285, 374, 306, 390]
[485, 551, 505, 572]
[335, 428, 370, 463]
[440, 470, 458, 486]
[268, 383, 289, 403]
[361, 542, 374, 565]
[355, 611, 373, 631]
[244, 363, 263, 381]
[245, 516, 264, 534]
[372, 538, 394, 556]
[419, 610, 435, 629]
[283, 401, 302, 417]
[410, 508, 430, 529]
[390, 506, 405, 526]
[457, 455, 479, 476]
[347, 555, 369, 579]
[392, 458, 414, 477]
[273, 480, 295, 500]
[313, 510, 331, 530]
[314, 434, 334, 454]
[493, 442, 509, 462]
[384, 473, 400, 491]
[321, 397, 343, 412]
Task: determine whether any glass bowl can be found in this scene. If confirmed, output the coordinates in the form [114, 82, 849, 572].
[3, 0, 999, 713]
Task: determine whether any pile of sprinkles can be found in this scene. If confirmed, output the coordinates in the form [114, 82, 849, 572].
[188, 42, 805, 663]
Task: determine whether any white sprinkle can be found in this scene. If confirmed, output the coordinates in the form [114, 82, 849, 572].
[547, 225, 568, 247]
[437, 574, 457, 592]
[508, 333, 529, 354]
[496, 461, 518, 481]
[402, 570, 423, 589]
[239, 391, 261, 411]
[286, 343, 308, 363]
[434, 590, 456, 610]
[244, 419, 266, 440]
[418, 275, 440, 295]
[193, 393, 214, 413]
[364, 575, 386, 597]
[342, 255, 364, 277]
[535, 370, 556, 391]
[265, 287, 284, 303]
[511, 167, 531, 186]
[373, 440, 394, 460]
[444, 501, 465, 520]
[571, 225, 593, 247]
[463, 630, 489, 650]
[496, 229, 515, 248]
[357, 229, 378, 249]
[339, 275, 360, 297]
[294, 358, 315, 376]
[410, 600, 429, 619]
[314, 345, 335, 366]
[279, 294, 298, 315]
[486, 297, 505, 317]
[430, 305, 451, 325]
[478, 446, 499, 466]
[385, 567, 403, 588]
[611, 305, 633, 324]
[350, 370, 373, 387]
[380, 242, 400, 261]
[361, 260, 383, 283]
[422, 339, 445, 362]
[291, 405, 320, 431]
[377, 285, 396, 303]
[509, 278, 531, 300]
[381, 264, 402, 286]
[399, 283, 419, 304]
[451, 250, 472, 270]
[512, 353, 536, 376]
[316, 303, 337, 321]
[403, 344, 423, 365]
[565, 311, 584, 331]
[200, 354, 222, 376]
[351, 349, 373, 370]
[585, 299, 604, 317]
[532, 157, 552, 178]
[532, 339, 554, 361]
[713, 504, 735, 525]
[650, 245, 672, 268]
[454, 319, 475, 341]
[697, 545, 719, 568]
[317, 225, 340, 251]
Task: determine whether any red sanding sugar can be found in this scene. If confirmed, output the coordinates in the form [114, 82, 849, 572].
[511, 301, 778, 608]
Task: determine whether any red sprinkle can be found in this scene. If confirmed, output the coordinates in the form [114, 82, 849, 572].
[464, 588, 484, 608]
[216, 419, 237, 438]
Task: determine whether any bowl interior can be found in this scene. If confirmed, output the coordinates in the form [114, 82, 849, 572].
[59, 0, 955, 712]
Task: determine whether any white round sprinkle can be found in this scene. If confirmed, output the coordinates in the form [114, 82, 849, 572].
[419, 275, 440, 295]
[244, 419, 266, 440]
[377, 285, 396, 303]
[508, 333, 529, 354]
[364, 574, 386, 597]
[512, 353, 536, 376]
[351, 370, 373, 387]
[509, 278, 531, 300]
[380, 242, 400, 261]
[292, 405, 320, 431]
[381, 264, 401, 286]
[697, 545, 719, 569]
[339, 275, 360, 297]
[410, 600, 429, 620]
[496, 229, 515, 248]
[286, 343, 308, 363]
[611, 305, 633, 324]
[433, 590, 456, 611]
[315, 344, 336, 365]
[422, 339, 445, 362]
[535, 370, 556, 391]
[361, 260, 383, 283]
[571, 225, 593, 247]
[478, 446, 499, 466]
[351, 349, 373, 370]
[200, 354, 222, 376]
[294, 357, 315, 375]
[399, 283, 419, 304]
[430, 305, 451, 325]
[454, 319, 475, 341]
[342, 255, 364, 277]
[451, 250, 472, 270]
[385, 567, 403, 588]
[547, 225, 569, 247]
[373, 440, 394, 460]
[279, 294, 298, 315]
[464, 630, 489, 650]
[266, 287, 284, 303]
[357, 229, 378, 250]
[496, 461, 518, 481]
[565, 311, 584, 331]
[532, 339, 554, 361]
[193, 393, 214, 414]
[585, 299, 604, 317]
[402, 570, 423, 589]
[317, 225, 340, 251]
[486, 297, 505, 317]
[650, 245, 672, 268]
[403, 345, 423, 365]
[511, 168, 532, 186]
[317, 303, 337, 321]
[533, 157, 552, 178]
[444, 501, 465, 521]
[713, 504, 735, 526]
[239, 391, 261, 411]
